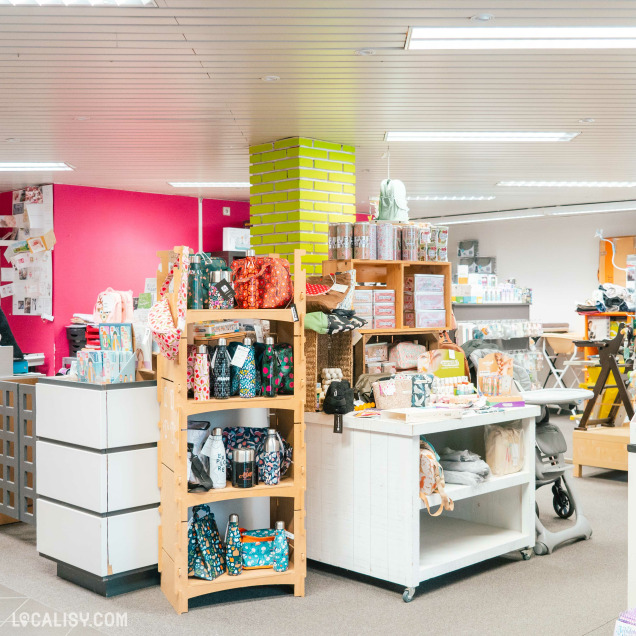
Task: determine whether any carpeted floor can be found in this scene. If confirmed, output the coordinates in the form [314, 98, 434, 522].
[0, 415, 627, 636]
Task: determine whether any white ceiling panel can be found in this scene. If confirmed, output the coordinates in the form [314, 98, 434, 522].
[1, 1, 636, 218]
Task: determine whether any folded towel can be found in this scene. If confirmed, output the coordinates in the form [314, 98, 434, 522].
[439, 447, 481, 462]
[441, 459, 491, 477]
[443, 470, 485, 486]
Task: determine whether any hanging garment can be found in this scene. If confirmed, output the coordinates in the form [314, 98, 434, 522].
[378, 178, 409, 222]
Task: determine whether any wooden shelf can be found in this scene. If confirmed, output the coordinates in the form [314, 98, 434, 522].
[187, 564, 296, 598]
[324, 259, 450, 267]
[156, 247, 307, 613]
[185, 477, 298, 506]
[359, 327, 441, 335]
[185, 394, 297, 415]
[187, 307, 298, 324]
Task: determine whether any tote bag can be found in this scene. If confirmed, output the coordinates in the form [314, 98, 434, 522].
[149, 250, 190, 360]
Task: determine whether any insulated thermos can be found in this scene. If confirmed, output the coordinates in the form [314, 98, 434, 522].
[272, 520, 289, 572]
[211, 338, 231, 399]
[188, 254, 206, 309]
[232, 448, 257, 488]
[261, 336, 277, 398]
[260, 428, 282, 485]
[225, 514, 243, 576]
[193, 345, 210, 401]
[209, 427, 227, 489]
[238, 337, 257, 399]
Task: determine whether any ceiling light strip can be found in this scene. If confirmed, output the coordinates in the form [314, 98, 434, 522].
[407, 195, 496, 201]
[385, 131, 579, 142]
[498, 181, 636, 188]
[0, 162, 72, 171]
[168, 182, 251, 188]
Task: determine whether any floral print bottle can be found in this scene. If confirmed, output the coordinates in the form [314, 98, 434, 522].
[239, 337, 257, 399]
[211, 338, 231, 399]
[261, 336, 278, 398]
[260, 428, 282, 485]
[225, 514, 243, 576]
[272, 520, 289, 572]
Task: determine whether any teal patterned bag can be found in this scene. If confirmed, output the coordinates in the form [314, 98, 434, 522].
[240, 528, 276, 569]
[188, 505, 226, 580]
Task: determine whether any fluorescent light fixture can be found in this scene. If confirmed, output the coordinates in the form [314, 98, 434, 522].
[407, 195, 496, 201]
[548, 201, 636, 216]
[407, 26, 636, 50]
[498, 180, 636, 188]
[0, 0, 156, 5]
[0, 162, 72, 171]
[441, 213, 544, 225]
[168, 182, 251, 188]
[385, 131, 579, 142]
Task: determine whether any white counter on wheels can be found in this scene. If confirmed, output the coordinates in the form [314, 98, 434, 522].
[305, 406, 539, 601]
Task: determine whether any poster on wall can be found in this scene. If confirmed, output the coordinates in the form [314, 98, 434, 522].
[7, 184, 54, 317]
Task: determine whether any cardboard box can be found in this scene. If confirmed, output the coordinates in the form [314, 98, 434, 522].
[366, 362, 382, 374]
[415, 310, 446, 329]
[353, 289, 373, 304]
[365, 342, 388, 362]
[404, 312, 415, 328]
[222, 227, 251, 251]
[354, 302, 373, 315]
[373, 302, 395, 317]
[374, 317, 396, 329]
[413, 293, 445, 311]
[373, 289, 395, 304]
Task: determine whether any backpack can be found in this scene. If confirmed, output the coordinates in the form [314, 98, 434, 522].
[93, 287, 134, 323]
[420, 439, 454, 516]
[438, 330, 470, 377]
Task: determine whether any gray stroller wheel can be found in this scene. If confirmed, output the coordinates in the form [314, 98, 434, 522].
[552, 481, 574, 519]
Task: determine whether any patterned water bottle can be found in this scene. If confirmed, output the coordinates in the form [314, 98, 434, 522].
[238, 337, 257, 399]
[188, 254, 205, 309]
[225, 514, 243, 576]
[209, 270, 234, 310]
[193, 345, 210, 401]
[211, 338, 231, 399]
[260, 428, 282, 485]
[272, 520, 289, 572]
[261, 336, 278, 397]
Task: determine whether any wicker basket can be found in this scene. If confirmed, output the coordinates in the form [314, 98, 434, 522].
[305, 330, 354, 411]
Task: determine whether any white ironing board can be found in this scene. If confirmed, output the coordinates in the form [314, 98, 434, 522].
[521, 388, 594, 406]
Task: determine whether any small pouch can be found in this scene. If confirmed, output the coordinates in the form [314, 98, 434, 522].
[240, 528, 276, 569]
[372, 377, 413, 410]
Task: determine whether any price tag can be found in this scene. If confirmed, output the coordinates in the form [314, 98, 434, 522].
[200, 437, 213, 457]
[253, 323, 264, 343]
[231, 345, 249, 367]
[285, 530, 294, 540]
[448, 349, 456, 360]
[330, 283, 348, 293]
[290, 303, 299, 322]
[212, 280, 235, 301]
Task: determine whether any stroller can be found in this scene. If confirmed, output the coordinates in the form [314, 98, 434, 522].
[463, 341, 593, 555]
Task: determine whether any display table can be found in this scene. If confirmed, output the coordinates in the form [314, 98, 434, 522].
[305, 406, 539, 601]
[35, 378, 160, 596]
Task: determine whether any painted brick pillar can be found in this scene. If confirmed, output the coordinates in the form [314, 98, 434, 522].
[249, 137, 356, 274]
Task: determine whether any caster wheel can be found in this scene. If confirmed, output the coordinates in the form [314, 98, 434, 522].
[552, 485, 574, 519]
[521, 549, 532, 561]
[534, 542, 549, 556]
[403, 587, 416, 603]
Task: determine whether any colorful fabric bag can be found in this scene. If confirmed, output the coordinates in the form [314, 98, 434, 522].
[148, 250, 190, 360]
[274, 343, 294, 394]
[240, 528, 275, 569]
[232, 256, 293, 309]
[389, 341, 427, 370]
[187, 505, 226, 580]
[222, 427, 293, 480]
[412, 373, 434, 407]
[420, 439, 454, 517]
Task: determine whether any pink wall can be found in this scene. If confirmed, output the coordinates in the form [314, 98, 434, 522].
[0, 185, 249, 374]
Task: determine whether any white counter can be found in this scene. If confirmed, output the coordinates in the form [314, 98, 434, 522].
[305, 406, 539, 600]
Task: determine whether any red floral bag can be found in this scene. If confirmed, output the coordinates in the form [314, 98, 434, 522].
[231, 256, 293, 309]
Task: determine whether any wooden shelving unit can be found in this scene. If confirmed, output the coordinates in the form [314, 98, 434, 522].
[156, 247, 307, 614]
[322, 258, 451, 377]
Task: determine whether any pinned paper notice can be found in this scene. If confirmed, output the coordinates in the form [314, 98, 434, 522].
[0, 284, 13, 298]
[41, 313, 54, 322]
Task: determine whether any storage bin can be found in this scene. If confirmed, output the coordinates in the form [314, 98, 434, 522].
[365, 342, 389, 362]
[373, 303, 396, 317]
[353, 289, 373, 304]
[415, 310, 446, 329]
[413, 293, 445, 311]
[374, 317, 396, 329]
[372, 289, 395, 304]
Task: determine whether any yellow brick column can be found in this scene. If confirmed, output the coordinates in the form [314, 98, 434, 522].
[249, 137, 356, 275]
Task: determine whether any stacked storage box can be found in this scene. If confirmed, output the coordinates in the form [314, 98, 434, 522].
[404, 274, 446, 328]
[353, 288, 396, 329]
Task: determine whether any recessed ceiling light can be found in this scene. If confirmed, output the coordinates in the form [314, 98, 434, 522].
[470, 13, 494, 21]
[0, 0, 156, 5]
[5, 138, 20, 143]
[0, 0, 156, 4]
[407, 195, 496, 201]
[498, 180, 636, 187]
[260, 75, 280, 82]
[74, 116, 91, 122]
[406, 26, 636, 50]
[0, 162, 72, 171]
[385, 131, 579, 142]
[168, 182, 251, 188]
[578, 118, 596, 123]
[354, 48, 376, 56]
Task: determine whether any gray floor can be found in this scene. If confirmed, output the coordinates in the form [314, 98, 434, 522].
[0, 415, 628, 636]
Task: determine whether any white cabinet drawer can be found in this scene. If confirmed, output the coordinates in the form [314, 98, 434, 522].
[37, 499, 159, 577]
[36, 383, 159, 449]
[37, 441, 159, 513]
